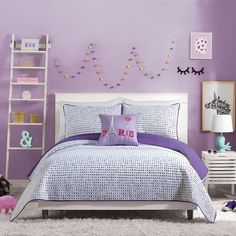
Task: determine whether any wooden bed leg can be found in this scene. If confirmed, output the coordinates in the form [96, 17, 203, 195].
[42, 210, 49, 219]
[187, 210, 193, 220]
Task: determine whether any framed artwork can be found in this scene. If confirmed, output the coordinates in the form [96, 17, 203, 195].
[202, 81, 235, 131]
[21, 39, 39, 51]
[191, 32, 212, 59]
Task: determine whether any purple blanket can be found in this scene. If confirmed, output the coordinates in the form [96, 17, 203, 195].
[55, 133, 207, 181]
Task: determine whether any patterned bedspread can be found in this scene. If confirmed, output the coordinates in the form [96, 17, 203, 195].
[10, 139, 216, 222]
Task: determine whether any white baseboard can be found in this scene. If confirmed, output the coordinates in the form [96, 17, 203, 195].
[10, 180, 29, 188]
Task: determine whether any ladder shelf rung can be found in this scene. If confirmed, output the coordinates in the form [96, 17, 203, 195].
[8, 123, 43, 126]
[13, 50, 46, 54]
[8, 147, 43, 150]
[11, 82, 45, 86]
[12, 66, 46, 70]
[10, 98, 45, 102]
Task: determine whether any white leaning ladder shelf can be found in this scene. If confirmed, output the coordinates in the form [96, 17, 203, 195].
[5, 34, 51, 179]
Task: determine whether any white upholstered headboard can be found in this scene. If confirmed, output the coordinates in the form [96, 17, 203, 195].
[54, 93, 188, 143]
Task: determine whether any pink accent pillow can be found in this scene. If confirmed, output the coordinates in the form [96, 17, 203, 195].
[98, 114, 138, 146]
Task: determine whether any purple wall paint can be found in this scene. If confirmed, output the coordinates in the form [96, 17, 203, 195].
[0, 0, 236, 179]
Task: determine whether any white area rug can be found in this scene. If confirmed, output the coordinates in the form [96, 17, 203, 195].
[1, 198, 236, 236]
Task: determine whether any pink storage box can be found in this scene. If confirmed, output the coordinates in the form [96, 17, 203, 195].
[16, 77, 38, 83]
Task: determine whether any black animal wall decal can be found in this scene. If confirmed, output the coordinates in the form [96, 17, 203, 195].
[205, 92, 231, 115]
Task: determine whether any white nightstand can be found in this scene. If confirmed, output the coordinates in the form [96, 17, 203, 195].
[202, 151, 236, 195]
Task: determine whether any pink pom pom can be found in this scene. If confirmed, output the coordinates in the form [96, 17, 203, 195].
[0, 195, 17, 214]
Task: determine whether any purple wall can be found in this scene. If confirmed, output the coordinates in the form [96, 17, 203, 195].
[0, 0, 236, 179]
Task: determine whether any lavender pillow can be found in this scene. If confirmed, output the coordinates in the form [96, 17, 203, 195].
[98, 114, 138, 146]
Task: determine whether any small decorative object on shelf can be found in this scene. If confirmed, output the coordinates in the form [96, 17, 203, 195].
[0, 175, 11, 196]
[22, 90, 32, 100]
[18, 60, 35, 67]
[202, 151, 236, 196]
[21, 39, 39, 51]
[13, 111, 26, 123]
[20, 130, 33, 148]
[207, 149, 217, 154]
[30, 112, 40, 123]
[17, 77, 38, 84]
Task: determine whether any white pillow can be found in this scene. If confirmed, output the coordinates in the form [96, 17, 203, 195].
[59, 98, 123, 140]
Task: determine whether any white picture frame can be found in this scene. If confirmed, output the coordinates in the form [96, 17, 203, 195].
[191, 32, 212, 59]
[21, 39, 39, 51]
[202, 81, 235, 131]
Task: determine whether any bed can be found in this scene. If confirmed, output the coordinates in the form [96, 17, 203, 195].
[10, 93, 216, 222]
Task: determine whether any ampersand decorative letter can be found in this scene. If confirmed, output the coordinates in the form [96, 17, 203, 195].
[20, 130, 33, 148]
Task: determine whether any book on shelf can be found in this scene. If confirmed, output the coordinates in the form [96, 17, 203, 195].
[16, 77, 38, 84]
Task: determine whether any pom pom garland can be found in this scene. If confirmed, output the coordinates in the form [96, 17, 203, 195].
[53, 36, 175, 89]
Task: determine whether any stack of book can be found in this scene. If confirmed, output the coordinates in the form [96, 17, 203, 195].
[16, 77, 38, 84]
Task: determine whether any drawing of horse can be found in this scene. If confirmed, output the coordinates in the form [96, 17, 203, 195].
[205, 92, 231, 115]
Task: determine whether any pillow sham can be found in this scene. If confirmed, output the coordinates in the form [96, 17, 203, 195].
[123, 98, 180, 106]
[98, 114, 138, 146]
[63, 103, 122, 138]
[122, 103, 180, 139]
[58, 98, 123, 140]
